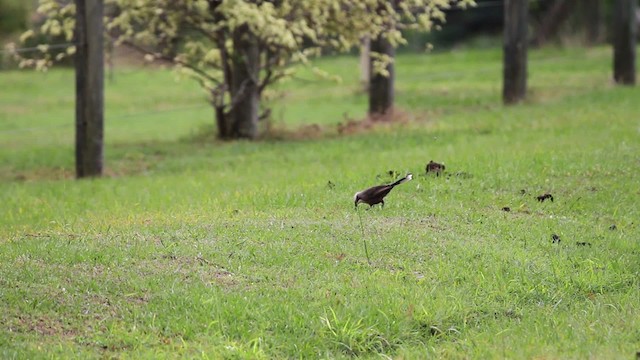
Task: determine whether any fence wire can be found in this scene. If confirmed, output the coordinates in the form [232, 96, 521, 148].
[0, 51, 594, 136]
[0, 104, 211, 135]
[0, 0, 586, 137]
[0, 0, 552, 56]
[0, 42, 79, 55]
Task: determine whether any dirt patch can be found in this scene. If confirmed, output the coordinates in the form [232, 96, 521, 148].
[261, 107, 420, 141]
[262, 123, 325, 141]
[337, 108, 413, 136]
[7, 167, 75, 182]
[10, 315, 78, 337]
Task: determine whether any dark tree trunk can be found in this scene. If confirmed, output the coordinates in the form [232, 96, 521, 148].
[613, 0, 637, 85]
[584, 0, 601, 45]
[533, 0, 577, 47]
[230, 25, 260, 139]
[503, 0, 529, 105]
[368, 0, 397, 119]
[75, 0, 104, 178]
[368, 34, 395, 119]
[214, 105, 230, 139]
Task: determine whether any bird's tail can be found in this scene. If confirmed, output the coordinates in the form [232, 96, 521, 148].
[390, 173, 413, 187]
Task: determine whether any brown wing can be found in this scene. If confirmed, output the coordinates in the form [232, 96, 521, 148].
[359, 185, 394, 203]
[369, 185, 394, 198]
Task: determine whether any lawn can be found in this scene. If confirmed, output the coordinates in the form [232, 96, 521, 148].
[1, 46, 639, 358]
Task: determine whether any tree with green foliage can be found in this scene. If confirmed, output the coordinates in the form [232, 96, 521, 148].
[15, 0, 473, 140]
[0, 0, 30, 35]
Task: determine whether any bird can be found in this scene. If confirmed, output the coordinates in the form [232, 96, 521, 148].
[354, 174, 413, 209]
[425, 160, 445, 176]
[536, 193, 554, 202]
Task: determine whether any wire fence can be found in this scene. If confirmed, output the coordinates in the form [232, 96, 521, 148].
[0, 0, 551, 57]
[0, 0, 596, 139]
[0, 104, 211, 135]
[0, 0, 558, 60]
[0, 42, 78, 55]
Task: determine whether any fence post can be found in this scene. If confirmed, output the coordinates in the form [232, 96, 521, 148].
[368, 0, 397, 119]
[585, 0, 601, 45]
[612, 0, 636, 85]
[360, 36, 370, 91]
[503, 0, 528, 104]
[75, 0, 104, 178]
[368, 33, 395, 118]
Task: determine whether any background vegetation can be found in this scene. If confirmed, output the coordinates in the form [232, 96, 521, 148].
[0, 0, 30, 36]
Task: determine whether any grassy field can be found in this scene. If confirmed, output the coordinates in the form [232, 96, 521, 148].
[1, 46, 640, 358]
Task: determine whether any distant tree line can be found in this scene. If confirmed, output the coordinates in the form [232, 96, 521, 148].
[403, 0, 632, 49]
[0, 0, 28, 35]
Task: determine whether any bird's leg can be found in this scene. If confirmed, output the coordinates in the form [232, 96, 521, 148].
[381, 200, 385, 209]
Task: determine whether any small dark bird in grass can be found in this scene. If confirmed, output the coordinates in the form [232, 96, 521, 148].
[354, 174, 413, 209]
[426, 160, 445, 176]
[536, 193, 554, 202]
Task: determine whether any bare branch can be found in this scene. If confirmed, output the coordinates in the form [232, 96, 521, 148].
[119, 39, 222, 86]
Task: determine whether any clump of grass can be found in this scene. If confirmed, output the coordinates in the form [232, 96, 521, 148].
[320, 308, 391, 356]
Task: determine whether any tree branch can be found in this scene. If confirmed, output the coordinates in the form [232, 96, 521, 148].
[119, 39, 222, 87]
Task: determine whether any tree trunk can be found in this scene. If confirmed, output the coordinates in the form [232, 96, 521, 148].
[368, 34, 395, 119]
[613, 0, 637, 85]
[230, 25, 260, 139]
[584, 0, 601, 45]
[503, 0, 528, 104]
[215, 105, 231, 139]
[75, 0, 104, 178]
[533, 0, 577, 47]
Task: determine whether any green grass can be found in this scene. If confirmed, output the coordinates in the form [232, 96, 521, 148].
[1, 46, 640, 359]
